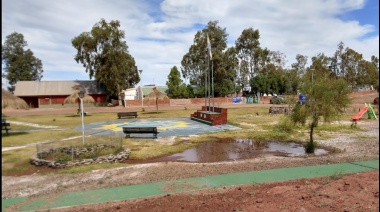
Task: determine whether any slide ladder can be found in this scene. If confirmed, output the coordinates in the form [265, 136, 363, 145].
[366, 103, 378, 120]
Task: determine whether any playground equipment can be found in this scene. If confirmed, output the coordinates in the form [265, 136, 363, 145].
[351, 103, 378, 127]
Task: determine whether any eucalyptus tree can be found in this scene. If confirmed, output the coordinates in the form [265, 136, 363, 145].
[235, 28, 262, 80]
[71, 19, 139, 97]
[329, 41, 346, 78]
[371, 55, 379, 71]
[357, 59, 379, 90]
[180, 20, 229, 97]
[291, 53, 351, 153]
[291, 54, 308, 77]
[370, 56, 379, 91]
[219, 46, 238, 96]
[285, 68, 301, 94]
[340, 48, 363, 89]
[237, 59, 250, 94]
[2, 32, 43, 92]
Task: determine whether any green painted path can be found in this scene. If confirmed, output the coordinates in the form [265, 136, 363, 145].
[2, 160, 378, 211]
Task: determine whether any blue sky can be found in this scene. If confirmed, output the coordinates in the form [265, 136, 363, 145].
[2, 0, 379, 89]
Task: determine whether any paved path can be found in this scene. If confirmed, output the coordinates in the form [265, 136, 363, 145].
[2, 159, 378, 211]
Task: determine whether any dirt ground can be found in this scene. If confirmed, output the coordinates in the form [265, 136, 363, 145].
[53, 170, 379, 212]
[2, 92, 379, 212]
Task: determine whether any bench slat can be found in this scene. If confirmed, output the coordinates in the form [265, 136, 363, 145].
[117, 112, 138, 119]
[2, 121, 10, 135]
[122, 127, 158, 138]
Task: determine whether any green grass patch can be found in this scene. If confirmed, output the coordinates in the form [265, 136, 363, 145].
[2, 130, 81, 147]
[2, 104, 371, 176]
[2, 147, 37, 175]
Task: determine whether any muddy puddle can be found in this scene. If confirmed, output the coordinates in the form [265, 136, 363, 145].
[128, 138, 329, 164]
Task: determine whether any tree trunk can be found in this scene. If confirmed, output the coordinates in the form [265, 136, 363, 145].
[309, 124, 314, 144]
[77, 101, 80, 115]
[156, 98, 158, 112]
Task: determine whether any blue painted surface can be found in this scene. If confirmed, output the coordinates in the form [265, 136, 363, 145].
[75, 118, 240, 138]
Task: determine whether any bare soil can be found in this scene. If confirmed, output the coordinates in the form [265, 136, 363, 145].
[53, 170, 379, 212]
[2, 92, 379, 212]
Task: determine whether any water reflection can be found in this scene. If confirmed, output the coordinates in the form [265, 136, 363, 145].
[128, 138, 329, 164]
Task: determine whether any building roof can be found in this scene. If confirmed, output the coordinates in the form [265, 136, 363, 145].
[14, 80, 107, 96]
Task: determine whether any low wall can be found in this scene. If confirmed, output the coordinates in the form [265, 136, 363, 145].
[123, 96, 271, 107]
[349, 90, 377, 98]
[30, 146, 131, 169]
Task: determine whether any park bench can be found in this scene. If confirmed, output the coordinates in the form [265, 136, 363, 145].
[117, 112, 138, 119]
[122, 127, 159, 138]
[2, 118, 11, 135]
[269, 106, 293, 115]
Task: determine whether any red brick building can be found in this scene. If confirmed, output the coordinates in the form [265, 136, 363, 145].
[13, 80, 108, 108]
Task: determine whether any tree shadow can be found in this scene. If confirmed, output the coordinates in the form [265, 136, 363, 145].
[142, 112, 165, 115]
[2, 131, 29, 136]
[65, 114, 93, 117]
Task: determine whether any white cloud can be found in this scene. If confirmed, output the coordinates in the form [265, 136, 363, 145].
[2, 0, 378, 88]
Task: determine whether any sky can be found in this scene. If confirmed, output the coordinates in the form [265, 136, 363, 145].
[2, 0, 379, 88]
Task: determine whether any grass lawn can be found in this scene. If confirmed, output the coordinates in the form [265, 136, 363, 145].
[1, 105, 367, 175]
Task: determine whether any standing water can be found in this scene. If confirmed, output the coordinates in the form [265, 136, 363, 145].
[128, 138, 329, 164]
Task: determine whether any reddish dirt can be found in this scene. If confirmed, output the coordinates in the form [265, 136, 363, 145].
[52, 171, 379, 212]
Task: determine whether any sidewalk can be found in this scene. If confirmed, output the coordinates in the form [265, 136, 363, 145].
[2, 159, 378, 211]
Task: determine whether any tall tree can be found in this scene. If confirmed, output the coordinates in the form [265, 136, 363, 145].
[291, 54, 308, 76]
[370, 55, 380, 91]
[180, 20, 229, 97]
[166, 66, 186, 98]
[223, 47, 239, 96]
[330, 41, 346, 78]
[340, 48, 363, 89]
[71, 19, 139, 97]
[235, 28, 262, 80]
[217, 46, 238, 96]
[2, 32, 43, 92]
[291, 53, 351, 153]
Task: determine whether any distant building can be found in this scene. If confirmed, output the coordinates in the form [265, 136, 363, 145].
[13, 80, 107, 108]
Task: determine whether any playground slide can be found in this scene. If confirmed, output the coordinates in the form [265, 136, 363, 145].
[352, 106, 369, 121]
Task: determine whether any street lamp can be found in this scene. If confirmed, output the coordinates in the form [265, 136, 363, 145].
[78, 90, 85, 145]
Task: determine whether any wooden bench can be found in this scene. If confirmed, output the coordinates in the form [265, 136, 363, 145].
[122, 127, 159, 138]
[117, 112, 138, 119]
[2, 119, 11, 135]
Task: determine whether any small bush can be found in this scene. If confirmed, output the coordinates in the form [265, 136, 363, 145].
[54, 151, 72, 163]
[304, 141, 317, 153]
[275, 116, 295, 133]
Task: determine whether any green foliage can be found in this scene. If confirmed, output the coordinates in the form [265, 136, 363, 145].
[250, 67, 290, 95]
[54, 151, 72, 163]
[71, 18, 138, 97]
[331, 42, 379, 90]
[304, 141, 317, 153]
[2, 32, 43, 91]
[180, 20, 230, 97]
[166, 66, 187, 98]
[185, 85, 195, 98]
[235, 27, 262, 78]
[274, 116, 295, 133]
[291, 53, 352, 153]
[291, 103, 308, 126]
